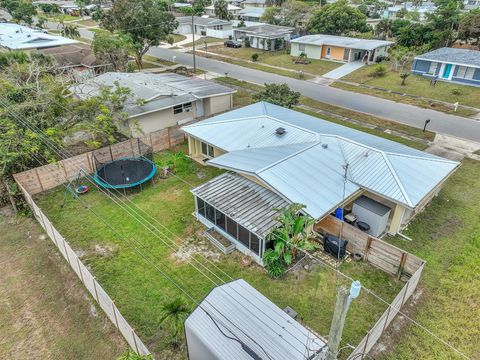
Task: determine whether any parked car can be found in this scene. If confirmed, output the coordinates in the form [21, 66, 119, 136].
[224, 40, 242, 48]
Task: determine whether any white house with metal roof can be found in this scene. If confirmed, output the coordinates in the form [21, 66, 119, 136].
[234, 24, 294, 51]
[175, 16, 233, 39]
[183, 102, 459, 264]
[0, 22, 78, 51]
[71, 72, 235, 137]
[185, 279, 326, 360]
[290, 35, 393, 63]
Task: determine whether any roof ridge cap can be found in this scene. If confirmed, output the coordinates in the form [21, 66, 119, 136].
[381, 152, 414, 207]
[385, 151, 459, 164]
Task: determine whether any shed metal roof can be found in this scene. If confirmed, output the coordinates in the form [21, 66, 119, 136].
[71, 72, 234, 117]
[183, 102, 459, 216]
[291, 34, 393, 51]
[415, 47, 480, 68]
[0, 23, 78, 50]
[191, 172, 289, 237]
[185, 279, 326, 360]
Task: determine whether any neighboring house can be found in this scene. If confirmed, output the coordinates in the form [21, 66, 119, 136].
[35, 43, 105, 72]
[185, 279, 326, 360]
[291, 35, 393, 64]
[234, 24, 294, 51]
[72, 72, 235, 137]
[205, 4, 242, 17]
[382, 1, 436, 20]
[0, 22, 78, 51]
[238, 7, 266, 22]
[182, 102, 459, 264]
[172, 2, 192, 10]
[412, 47, 480, 87]
[175, 16, 233, 39]
[464, 0, 480, 10]
[242, 0, 267, 7]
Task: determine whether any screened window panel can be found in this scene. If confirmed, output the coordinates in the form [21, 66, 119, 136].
[205, 202, 215, 223]
[215, 210, 226, 231]
[201, 142, 208, 156]
[250, 233, 260, 255]
[208, 145, 214, 157]
[428, 62, 437, 74]
[226, 217, 238, 239]
[173, 104, 183, 114]
[298, 44, 305, 52]
[238, 225, 250, 248]
[197, 197, 205, 217]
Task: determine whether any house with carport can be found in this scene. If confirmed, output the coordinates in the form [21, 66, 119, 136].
[290, 34, 393, 64]
[175, 17, 233, 39]
[234, 24, 294, 51]
[182, 102, 459, 264]
[71, 72, 235, 138]
[412, 47, 480, 87]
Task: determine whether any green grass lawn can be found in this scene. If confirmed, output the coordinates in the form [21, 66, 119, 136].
[207, 45, 341, 76]
[0, 216, 126, 358]
[170, 34, 186, 43]
[182, 36, 224, 47]
[333, 63, 480, 116]
[74, 19, 99, 27]
[380, 160, 480, 359]
[89, 28, 109, 35]
[35, 146, 403, 359]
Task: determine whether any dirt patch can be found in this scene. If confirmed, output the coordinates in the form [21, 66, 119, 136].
[93, 244, 117, 257]
[428, 215, 462, 239]
[0, 205, 14, 217]
[171, 229, 222, 263]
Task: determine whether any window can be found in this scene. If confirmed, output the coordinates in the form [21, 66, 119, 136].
[201, 142, 214, 157]
[226, 217, 238, 239]
[250, 233, 260, 255]
[298, 43, 306, 52]
[205, 202, 215, 223]
[215, 210, 226, 231]
[428, 61, 438, 75]
[173, 102, 192, 115]
[456, 66, 475, 80]
[213, 25, 224, 30]
[197, 197, 205, 217]
[238, 225, 250, 248]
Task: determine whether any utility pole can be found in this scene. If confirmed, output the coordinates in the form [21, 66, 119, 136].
[191, 14, 196, 73]
[326, 281, 361, 360]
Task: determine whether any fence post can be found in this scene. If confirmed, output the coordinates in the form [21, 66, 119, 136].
[38, 209, 48, 231]
[381, 305, 392, 334]
[112, 300, 120, 329]
[49, 221, 59, 247]
[364, 237, 373, 261]
[35, 168, 44, 192]
[93, 277, 100, 303]
[76, 257, 85, 284]
[132, 329, 140, 354]
[397, 252, 407, 280]
[361, 330, 371, 359]
[401, 281, 410, 306]
[61, 236, 71, 265]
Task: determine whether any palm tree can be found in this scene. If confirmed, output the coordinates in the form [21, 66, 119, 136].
[375, 19, 393, 39]
[400, 72, 410, 86]
[159, 297, 190, 348]
[61, 24, 81, 39]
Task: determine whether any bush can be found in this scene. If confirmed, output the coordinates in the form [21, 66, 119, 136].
[369, 64, 387, 78]
[251, 53, 259, 62]
[244, 37, 250, 48]
[451, 88, 463, 96]
[166, 35, 174, 45]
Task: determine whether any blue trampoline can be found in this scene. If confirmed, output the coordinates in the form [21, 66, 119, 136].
[93, 157, 156, 189]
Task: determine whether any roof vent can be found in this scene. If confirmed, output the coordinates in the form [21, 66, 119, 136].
[322, 143, 328, 149]
[275, 127, 286, 136]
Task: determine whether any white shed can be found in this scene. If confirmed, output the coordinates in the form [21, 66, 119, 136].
[185, 279, 327, 360]
[352, 196, 391, 238]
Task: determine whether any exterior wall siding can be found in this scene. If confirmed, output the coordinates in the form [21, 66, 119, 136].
[321, 45, 345, 61]
[411, 59, 431, 74]
[206, 94, 233, 116]
[413, 58, 480, 87]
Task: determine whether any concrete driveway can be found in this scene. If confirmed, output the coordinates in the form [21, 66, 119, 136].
[147, 47, 480, 142]
[323, 61, 365, 79]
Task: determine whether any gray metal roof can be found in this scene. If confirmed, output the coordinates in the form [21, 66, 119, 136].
[185, 279, 326, 360]
[415, 47, 480, 68]
[183, 102, 459, 216]
[234, 24, 294, 38]
[239, 7, 266, 17]
[71, 72, 234, 117]
[291, 35, 393, 51]
[191, 172, 289, 237]
[176, 16, 232, 27]
[0, 23, 78, 50]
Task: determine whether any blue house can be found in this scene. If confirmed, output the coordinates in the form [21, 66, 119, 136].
[411, 47, 480, 87]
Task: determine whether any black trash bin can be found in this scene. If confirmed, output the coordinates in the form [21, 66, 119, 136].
[356, 221, 371, 232]
[323, 234, 348, 259]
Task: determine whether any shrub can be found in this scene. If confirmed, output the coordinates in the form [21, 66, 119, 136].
[451, 88, 463, 96]
[369, 64, 387, 78]
[244, 37, 250, 48]
[251, 53, 259, 62]
[166, 35, 174, 45]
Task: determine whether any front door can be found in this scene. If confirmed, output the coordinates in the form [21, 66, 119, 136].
[196, 99, 204, 117]
[442, 63, 452, 79]
[325, 47, 331, 59]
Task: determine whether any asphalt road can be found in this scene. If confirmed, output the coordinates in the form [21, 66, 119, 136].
[148, 47, 480, 143]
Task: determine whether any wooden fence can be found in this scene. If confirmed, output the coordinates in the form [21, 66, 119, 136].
[13, 125, 186, 195]
[17, 181, 151, 357]
[315, 215, 426, 358]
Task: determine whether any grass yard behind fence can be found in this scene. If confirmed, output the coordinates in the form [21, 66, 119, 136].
[35, 145, 403, 359]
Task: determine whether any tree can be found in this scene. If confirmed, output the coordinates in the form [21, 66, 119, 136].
[0, 0, 37, 25]
[260, 6, 282, 25]
[214, 0, 231, 20]
[458, 9, 480, 45]
[101, 0, 178, 69]
[92, 32, 132, 72]
[396, 7, 408, 19]
[253, 83, 300, 108]
[251, 53, 259, 61]
[307, 0, 369, 35]
[61, 24, 81, 39]
[280, 0, 312, 28]
[75, 0, 88, 18]
[375, 19, 393, 39]
[389, 46, 414, 71]
[262, 204, 315, 277]
[159, 298, 190, 348]
[396, 22, 433, 48]
[400, 72, 410, 85]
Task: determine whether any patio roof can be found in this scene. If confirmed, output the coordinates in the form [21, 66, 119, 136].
[291, 35, 393, 51]
[234, 24, 294, 38]
[191, 172, 290, 238]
